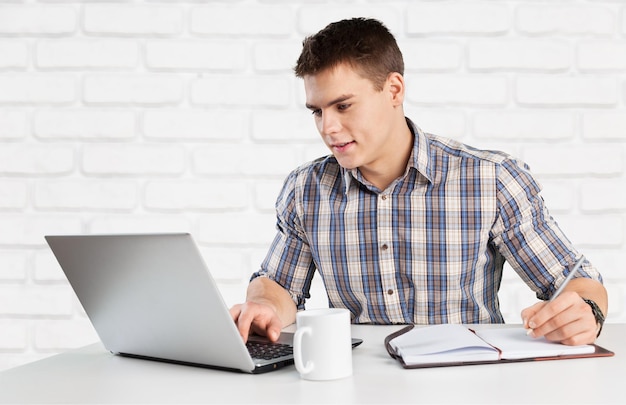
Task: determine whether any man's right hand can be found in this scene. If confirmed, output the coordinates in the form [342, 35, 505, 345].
[229, 301, 283, 344]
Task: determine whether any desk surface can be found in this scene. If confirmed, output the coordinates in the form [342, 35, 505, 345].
[0, 324, 621, 404]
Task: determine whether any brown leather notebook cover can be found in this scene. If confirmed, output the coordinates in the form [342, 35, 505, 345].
[385, 325, 615, 369]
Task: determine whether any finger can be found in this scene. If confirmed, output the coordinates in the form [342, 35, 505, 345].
[229, 304, 242, 322]
[265, 315, 283, 342]
[528, 292, 588, 339]
[234, 306, 255, 343]
[521, 301, 545, 329]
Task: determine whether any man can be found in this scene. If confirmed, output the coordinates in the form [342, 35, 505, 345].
[229, 18, 607, 346]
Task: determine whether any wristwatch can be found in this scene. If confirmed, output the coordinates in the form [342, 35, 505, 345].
[582, 298, 605, 337]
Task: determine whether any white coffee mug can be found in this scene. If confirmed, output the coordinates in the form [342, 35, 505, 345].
[293, 308, 353, 381]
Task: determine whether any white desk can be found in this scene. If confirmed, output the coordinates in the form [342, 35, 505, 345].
[0, 324, 622, 404]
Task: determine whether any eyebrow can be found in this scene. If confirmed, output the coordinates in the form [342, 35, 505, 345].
[305, 94, 354, 110]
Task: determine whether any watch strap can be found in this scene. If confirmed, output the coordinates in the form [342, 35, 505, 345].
[582, 298, 605, 337]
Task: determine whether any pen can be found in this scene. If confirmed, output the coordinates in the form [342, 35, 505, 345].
[549, 255, 585, 302]
[526, 255, 585, 335]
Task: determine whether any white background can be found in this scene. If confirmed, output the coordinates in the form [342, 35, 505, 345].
[1, 0, 625, 371]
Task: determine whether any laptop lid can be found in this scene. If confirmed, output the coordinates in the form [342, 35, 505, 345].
[45, 233, 291, 373]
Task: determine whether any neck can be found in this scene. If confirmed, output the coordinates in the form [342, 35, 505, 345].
[360, 120, 414, 191]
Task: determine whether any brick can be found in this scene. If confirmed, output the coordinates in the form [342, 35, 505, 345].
[248, 247, 270, 274]
[89, 215, 191, 235]
[198, 246, 247, 282]
[143, 109, 246, 141]
[34, 320, 98, 351]
[516, 76, 617, 107]
[254, 180, 284, 212]
[473, 111, 575, 140]
[577, 40, 626, 71]
[0, 180, 27, 209]
[516, 4, 615, 35]
[253, 41, 301, 72]
[146, 40, 247, 71]
[0, 5, 76, 35]
[0, 110, 27, 139]
[406, 75, 508, 106]
[36, 39, 139, 70]
[522, 145, 622, 176]
[0, 41, 28, 69]
[144, 180, 249, 211]
[0, 285, 74, 316]
[468, 39, 571, 72]
[192, 144, 299, 177]
[82, 144, 185, 175]
[34, 180, 138, 211]
[0, 145, 74, 175]
[556, 215, 623, 247]
[407, 3, 509, 35]
[583, 112, 626, 140]
[297, 6, 401, 35]
[0, 251, 28, 281]
[0, 320, 27, 350]
[191, 76, 290, 107]
[83, 4, 183, 35]
[581, 179, 626, 212]
[583, 249, 626, 280]
[197, 213, 276, 245]
[34, 250, 66, 282]
[536, 180, 576, 213]
[0, 215, 82, 246]
[34, 109, 135, 140]
[251, 111, 319, 141]
[190, 5, 293, 36]
[83, 74, 183, 105]
[0, 74, 75, 104]
[399, 41, 462, 72]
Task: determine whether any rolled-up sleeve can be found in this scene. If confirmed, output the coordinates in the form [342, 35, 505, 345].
[490, 158, 603, 301]
[251, 169, 316, 309]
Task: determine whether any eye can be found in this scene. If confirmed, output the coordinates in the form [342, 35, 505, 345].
[337, 103, 350, 111]
[310, 109, 322, 117]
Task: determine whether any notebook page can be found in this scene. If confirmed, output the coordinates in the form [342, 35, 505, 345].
[389, 324, 500, 365]
[474, 327, 595, 360]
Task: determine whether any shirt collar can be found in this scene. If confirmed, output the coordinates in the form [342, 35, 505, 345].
[341, 117, 433, 195]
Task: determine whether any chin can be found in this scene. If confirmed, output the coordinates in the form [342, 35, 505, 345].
[334, 158, 358, 170]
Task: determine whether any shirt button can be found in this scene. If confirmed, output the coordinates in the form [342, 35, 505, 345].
[387, 289, 394, 295]
[381, 195, 388, 200]
[381, 244, 388, 250]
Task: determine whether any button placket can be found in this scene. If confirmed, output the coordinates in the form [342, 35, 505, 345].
[377, 193, 402, 321]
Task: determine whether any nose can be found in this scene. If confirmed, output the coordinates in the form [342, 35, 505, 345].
[319, 110, 340, 136]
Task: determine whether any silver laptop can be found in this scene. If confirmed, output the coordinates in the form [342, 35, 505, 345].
[46, 233, 361, 374]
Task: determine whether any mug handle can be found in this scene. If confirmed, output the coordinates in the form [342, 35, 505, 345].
[293, 326, 314, 374]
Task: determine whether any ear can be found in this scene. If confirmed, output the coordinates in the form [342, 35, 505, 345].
[387, 72, 405, 107]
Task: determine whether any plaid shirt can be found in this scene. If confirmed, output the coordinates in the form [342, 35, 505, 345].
[253, 118, 602, 325]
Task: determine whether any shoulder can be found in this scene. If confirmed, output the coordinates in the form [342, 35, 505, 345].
[424, 132, 512, 166]
[284, 154, 342, 189]
[276, 155, 342, 203]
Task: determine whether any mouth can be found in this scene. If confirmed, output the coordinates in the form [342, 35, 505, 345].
[331, 141, 355, 152]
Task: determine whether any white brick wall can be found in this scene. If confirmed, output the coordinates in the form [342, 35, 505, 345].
[1, 0, 625, 372]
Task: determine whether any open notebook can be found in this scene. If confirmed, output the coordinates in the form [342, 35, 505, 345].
[385, 324, 613, 369]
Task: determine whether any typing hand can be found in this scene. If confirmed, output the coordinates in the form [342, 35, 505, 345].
[521, 291, 598, 346]
[229, 301, 283, 344]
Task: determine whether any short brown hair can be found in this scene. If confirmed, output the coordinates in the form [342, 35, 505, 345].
[294, 18, 404, 91]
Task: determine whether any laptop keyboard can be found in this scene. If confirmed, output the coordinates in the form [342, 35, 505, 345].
[246, 341, 293, 360]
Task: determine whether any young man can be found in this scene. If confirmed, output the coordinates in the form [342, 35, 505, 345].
[229, 18, 607, 346]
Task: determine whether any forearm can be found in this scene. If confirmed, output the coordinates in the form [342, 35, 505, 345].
[246, 276, 298, 328]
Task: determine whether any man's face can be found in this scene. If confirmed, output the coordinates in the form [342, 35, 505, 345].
[303, 63, 402, 173]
